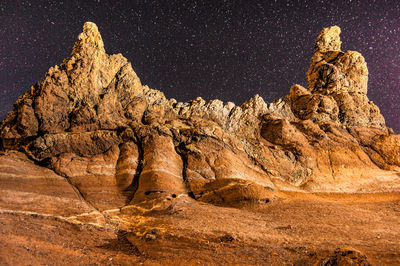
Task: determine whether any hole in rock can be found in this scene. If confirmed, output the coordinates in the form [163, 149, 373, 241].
[219, 235, 235, 243]
[144, 190, 164, 196]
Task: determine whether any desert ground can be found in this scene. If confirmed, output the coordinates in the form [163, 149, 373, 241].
[1, 190, 399, 265]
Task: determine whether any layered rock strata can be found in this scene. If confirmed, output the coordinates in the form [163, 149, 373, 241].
[1, 23, 399, 211]
[0, 150, 94, 216]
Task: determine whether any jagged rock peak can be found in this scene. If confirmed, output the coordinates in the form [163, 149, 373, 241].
[314, 25, 341, 53]
[71, 22, 105, 57]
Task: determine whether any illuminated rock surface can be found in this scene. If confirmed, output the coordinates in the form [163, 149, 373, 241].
[0, 23, 399, 264]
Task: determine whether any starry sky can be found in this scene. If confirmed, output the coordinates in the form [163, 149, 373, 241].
[0, 0, 399, 132]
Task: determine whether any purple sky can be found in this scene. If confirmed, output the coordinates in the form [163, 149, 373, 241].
[1, 0, 399, 132]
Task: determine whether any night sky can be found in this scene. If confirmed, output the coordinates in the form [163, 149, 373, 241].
[1, 0, 399, 132]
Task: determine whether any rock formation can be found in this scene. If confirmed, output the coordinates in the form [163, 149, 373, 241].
[1, 23, 399, 213]
[1, 22, 399, 264]
[306, 26, 385, 128]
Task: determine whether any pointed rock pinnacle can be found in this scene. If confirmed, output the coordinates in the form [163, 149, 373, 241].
[314, 25, 341, 53]
[70, 22, 105, 58]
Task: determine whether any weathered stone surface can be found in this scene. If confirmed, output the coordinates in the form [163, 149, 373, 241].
[116, 141, 140, 191]
[0, 22, 142, 157]
[0, 150, 94, 216]
[0, 94, 39, 138]
[0, 22, 399, 211]
[288, 84, 339, 123]
[180, 134, 275, 201]
[50, 145, 130, 210]
[28, 130, 122, 161]
[314, 25, 342, 53]
[306, 26, 386, 129]
[132, 131, 187, 203]
[373, 134, 400, 167]
[45, 141, 141, 211]
[192, 178, 274, 205]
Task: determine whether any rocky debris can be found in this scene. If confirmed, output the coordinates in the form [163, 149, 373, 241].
[304, 247, 371, 266]
[0, 22, 399, 211]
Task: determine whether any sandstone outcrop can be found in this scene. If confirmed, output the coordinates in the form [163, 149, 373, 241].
[0, 150, 94, 216]
[0, 23, 399, 211]
[306, 26, 385, 128]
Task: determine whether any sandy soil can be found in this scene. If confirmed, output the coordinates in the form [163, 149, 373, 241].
[1, 192, 399, 265]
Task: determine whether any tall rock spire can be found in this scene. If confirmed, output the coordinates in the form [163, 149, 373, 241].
[304, 25, 385, 129]
[72, 22, 105, 56]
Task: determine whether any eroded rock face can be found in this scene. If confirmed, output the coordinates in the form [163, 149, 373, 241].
[0, 150, 94, 216]
[132, 130, 187, 203]
[373, 135, 400, 167]
[306, 26, 386, 128]
[314, 25, 342, 53]
[0, 23, 399, 211]
[49, 145, 127, 210]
